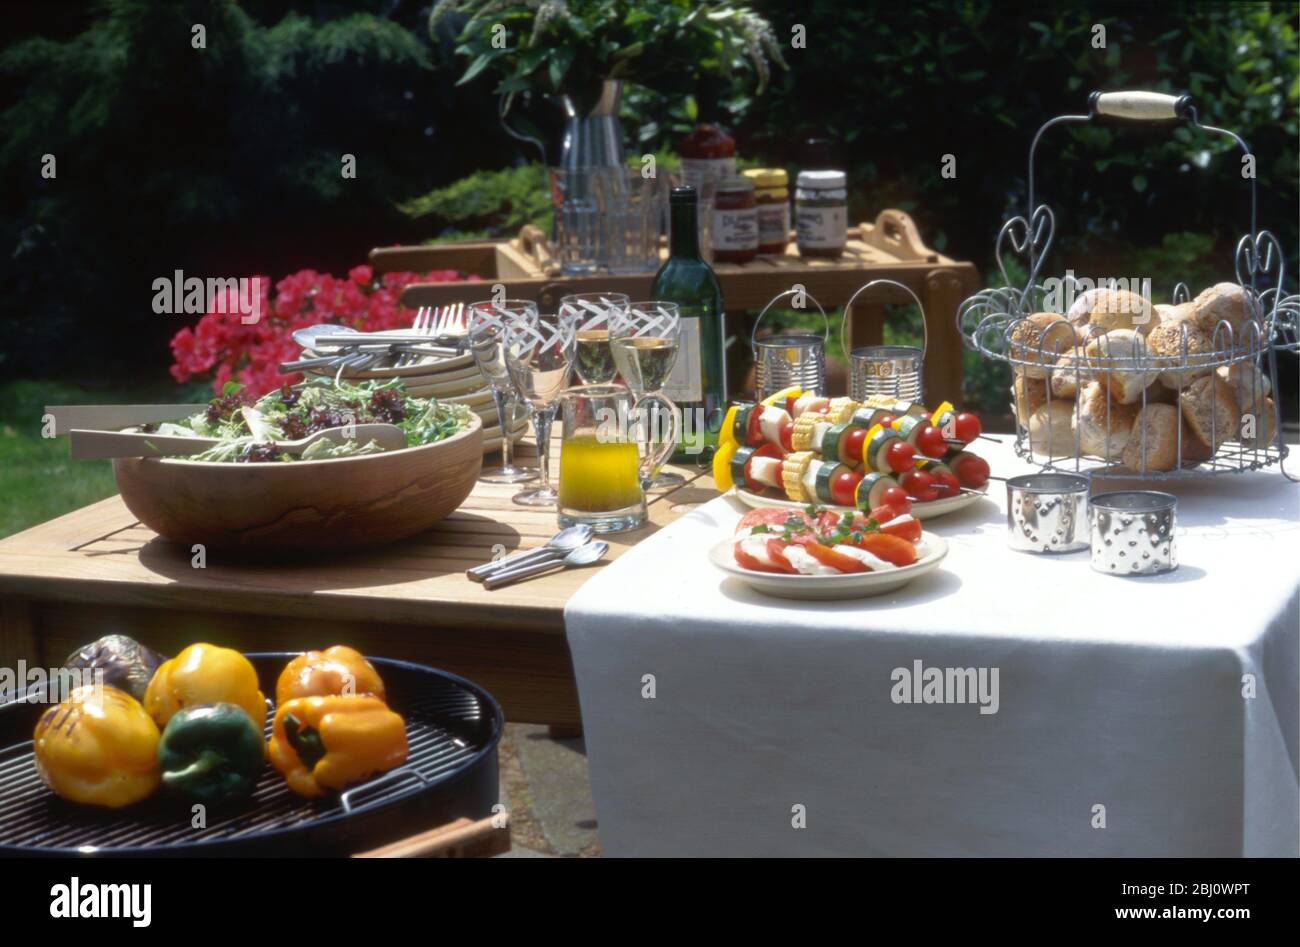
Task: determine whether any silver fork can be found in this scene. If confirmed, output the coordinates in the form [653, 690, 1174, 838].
[395, 306, 435, 368]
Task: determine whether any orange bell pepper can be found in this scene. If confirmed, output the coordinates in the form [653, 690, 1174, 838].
[275, 646, 386, 706]
[268, 695, 408, 798]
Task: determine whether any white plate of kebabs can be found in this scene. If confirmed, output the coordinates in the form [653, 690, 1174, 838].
[714, 391, 993, 521]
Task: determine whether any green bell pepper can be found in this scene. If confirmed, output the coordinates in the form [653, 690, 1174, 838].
[157, 703, 265, 803]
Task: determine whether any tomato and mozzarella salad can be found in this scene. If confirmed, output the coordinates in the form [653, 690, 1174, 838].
[731, 499, 927, 576]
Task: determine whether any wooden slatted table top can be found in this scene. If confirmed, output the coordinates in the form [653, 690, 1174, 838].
[0, 442, 720, 636]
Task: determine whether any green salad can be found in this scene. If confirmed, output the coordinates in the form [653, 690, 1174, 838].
[141, 379, 472, 462]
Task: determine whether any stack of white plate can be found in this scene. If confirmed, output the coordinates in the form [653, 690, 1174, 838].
[303, 346, 529, 455]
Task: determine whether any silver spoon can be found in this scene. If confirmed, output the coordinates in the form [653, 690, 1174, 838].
[483, 541, 609, 590]
[466, 523, 594, 582]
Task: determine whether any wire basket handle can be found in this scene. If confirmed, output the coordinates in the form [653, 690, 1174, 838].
[840, 279, 928, 359]
[751, 289, 829, 351]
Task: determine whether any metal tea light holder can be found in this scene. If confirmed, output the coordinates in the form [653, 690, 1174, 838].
[956, 90, 1296, 482]
[841, 279, 929, 403]
[751, 289, 829, 400]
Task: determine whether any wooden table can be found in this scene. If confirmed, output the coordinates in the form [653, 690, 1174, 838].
[0, 442, 719, 730]
[371, 210, 980, 399]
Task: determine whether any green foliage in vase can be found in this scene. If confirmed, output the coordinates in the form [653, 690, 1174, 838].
[430, 0, 788, 115]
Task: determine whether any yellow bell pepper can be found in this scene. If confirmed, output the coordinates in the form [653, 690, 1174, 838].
[33, 685, 160, 808]
[144, 643, 266, 729]
[712, 440, 739, 491]
[268, 695, 408, 798]
[275, 646, 386, 706]
[761, 385, 802, 407]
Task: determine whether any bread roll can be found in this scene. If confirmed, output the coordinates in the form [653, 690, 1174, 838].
[1180, 373, 1239, 451]
[1028, 400, 1077, 458]
[1076, 381, 1139, 461]
[1012, 372, 1047, 427]
[1084, 329, 1161, 403]
[1121, 403, 1213, 472]
[1217, 362, 1271, 413]
[1190, 282, 1259, 340]
[1079, 287, 1155, 336]
[1240, 396, 1277, 449]
[1009, 313, 1080, 379]
[1147, 319, 1216, 389]
[1048, 351, 1087, 399]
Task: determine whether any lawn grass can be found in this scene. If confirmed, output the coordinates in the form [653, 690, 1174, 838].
[0, 378, 198, 539]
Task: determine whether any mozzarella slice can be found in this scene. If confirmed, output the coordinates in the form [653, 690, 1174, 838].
[748, 455, 783, 489]
[831, 544, 897, 571]
[758, 407, 789, 444]
[737, 536, 780, 570]
[801, 462, 821, 499]
[783, 544, 839, 575]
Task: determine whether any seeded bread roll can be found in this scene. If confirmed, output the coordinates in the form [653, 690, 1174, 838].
[1180, 373, 1239, 452]
[1028, 400, 1077, 458]
[1084, 329, 1161, 404]
[1190, 282, 1259, 339]
[1012, 372, 1048, 427]
[1121, 403, 1212, 472]
[1009, 313, 1080, 379]
[1147, 319, 1216, 389]
[1079, 288, 1156, 336]
[1076, 381, 1140, 461]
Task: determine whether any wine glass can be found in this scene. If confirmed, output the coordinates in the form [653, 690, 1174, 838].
[558, 292, 629, 385]
[610, 301, 684, 488]
[504, 310, 577, 507]
[468, 300, 539, 484]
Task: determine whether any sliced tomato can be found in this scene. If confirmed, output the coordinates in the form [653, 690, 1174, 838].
[867, 504, 902, 524]
[764, 538, 799, 574]
[857, 532, 919, 567]
[803, 542, 869, 574]
[733, 540, 784, 573]
[881, 516, 923, 542]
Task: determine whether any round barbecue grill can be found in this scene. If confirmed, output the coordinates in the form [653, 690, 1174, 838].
[0, 654, 503, 856]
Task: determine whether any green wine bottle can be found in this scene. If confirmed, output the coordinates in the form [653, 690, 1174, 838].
[651, 186, 727, 462]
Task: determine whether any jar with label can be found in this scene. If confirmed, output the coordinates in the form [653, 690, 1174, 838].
[678, 123, 737, 199]
[795, 170, 847, 259]
[743, 168, 790, 255]
[711, 175, 758, 264]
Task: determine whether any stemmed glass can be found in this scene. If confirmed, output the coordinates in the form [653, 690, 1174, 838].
[610, 301, 683, 488]
[558, 292, 629, 385]
[504, 310, 577, 507]
[468, 300, 539, 484]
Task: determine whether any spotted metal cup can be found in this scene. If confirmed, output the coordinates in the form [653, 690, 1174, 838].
[1006, 473, 1090, 553]
[1089, 491, 1178, 576]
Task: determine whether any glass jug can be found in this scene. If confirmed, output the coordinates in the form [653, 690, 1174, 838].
[557, 384, 678, 533]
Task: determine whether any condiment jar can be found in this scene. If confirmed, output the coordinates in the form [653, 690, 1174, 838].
[796, 170, 847, 259]
[744, 168, 790, 255]
[678, 123, 737, 200]
[711, 175, 758, 264]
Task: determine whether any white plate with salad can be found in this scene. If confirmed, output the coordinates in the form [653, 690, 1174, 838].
[708, 504, 949, 600]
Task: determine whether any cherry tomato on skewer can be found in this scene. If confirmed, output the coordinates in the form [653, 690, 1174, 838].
[916, 423, 949, 458]
[953, 412, 982, 444]
[883, 440, 917, 473]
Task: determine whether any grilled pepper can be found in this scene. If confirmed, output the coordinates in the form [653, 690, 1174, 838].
[276, 646, 386, 706]
[63, 634, 165, 702]
[158, 703, 265, 803]
[34, 685, 161, 808]
[269, 695, 408, 798]
[144, 643, 266, 729]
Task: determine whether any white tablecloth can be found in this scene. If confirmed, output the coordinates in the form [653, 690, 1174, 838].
[564, 444, 1300, 856]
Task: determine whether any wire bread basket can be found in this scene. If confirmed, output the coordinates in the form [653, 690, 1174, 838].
[957, 90, 1296, 481]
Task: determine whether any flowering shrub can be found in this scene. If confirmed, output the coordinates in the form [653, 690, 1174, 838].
[169, 265, 477, 397]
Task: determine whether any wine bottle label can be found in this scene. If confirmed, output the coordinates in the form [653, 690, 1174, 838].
[663, 316, 703, 403]
[796, 205, 847, 247]
[757, 204, 790, 246]
[711, 207, 758, 251]
[681, 157, 736, 194]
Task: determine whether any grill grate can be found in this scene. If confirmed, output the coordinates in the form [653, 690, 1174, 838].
[0, 655, 501, 855]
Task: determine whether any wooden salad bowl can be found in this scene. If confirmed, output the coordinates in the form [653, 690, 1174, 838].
[113, 414, 483, 554]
